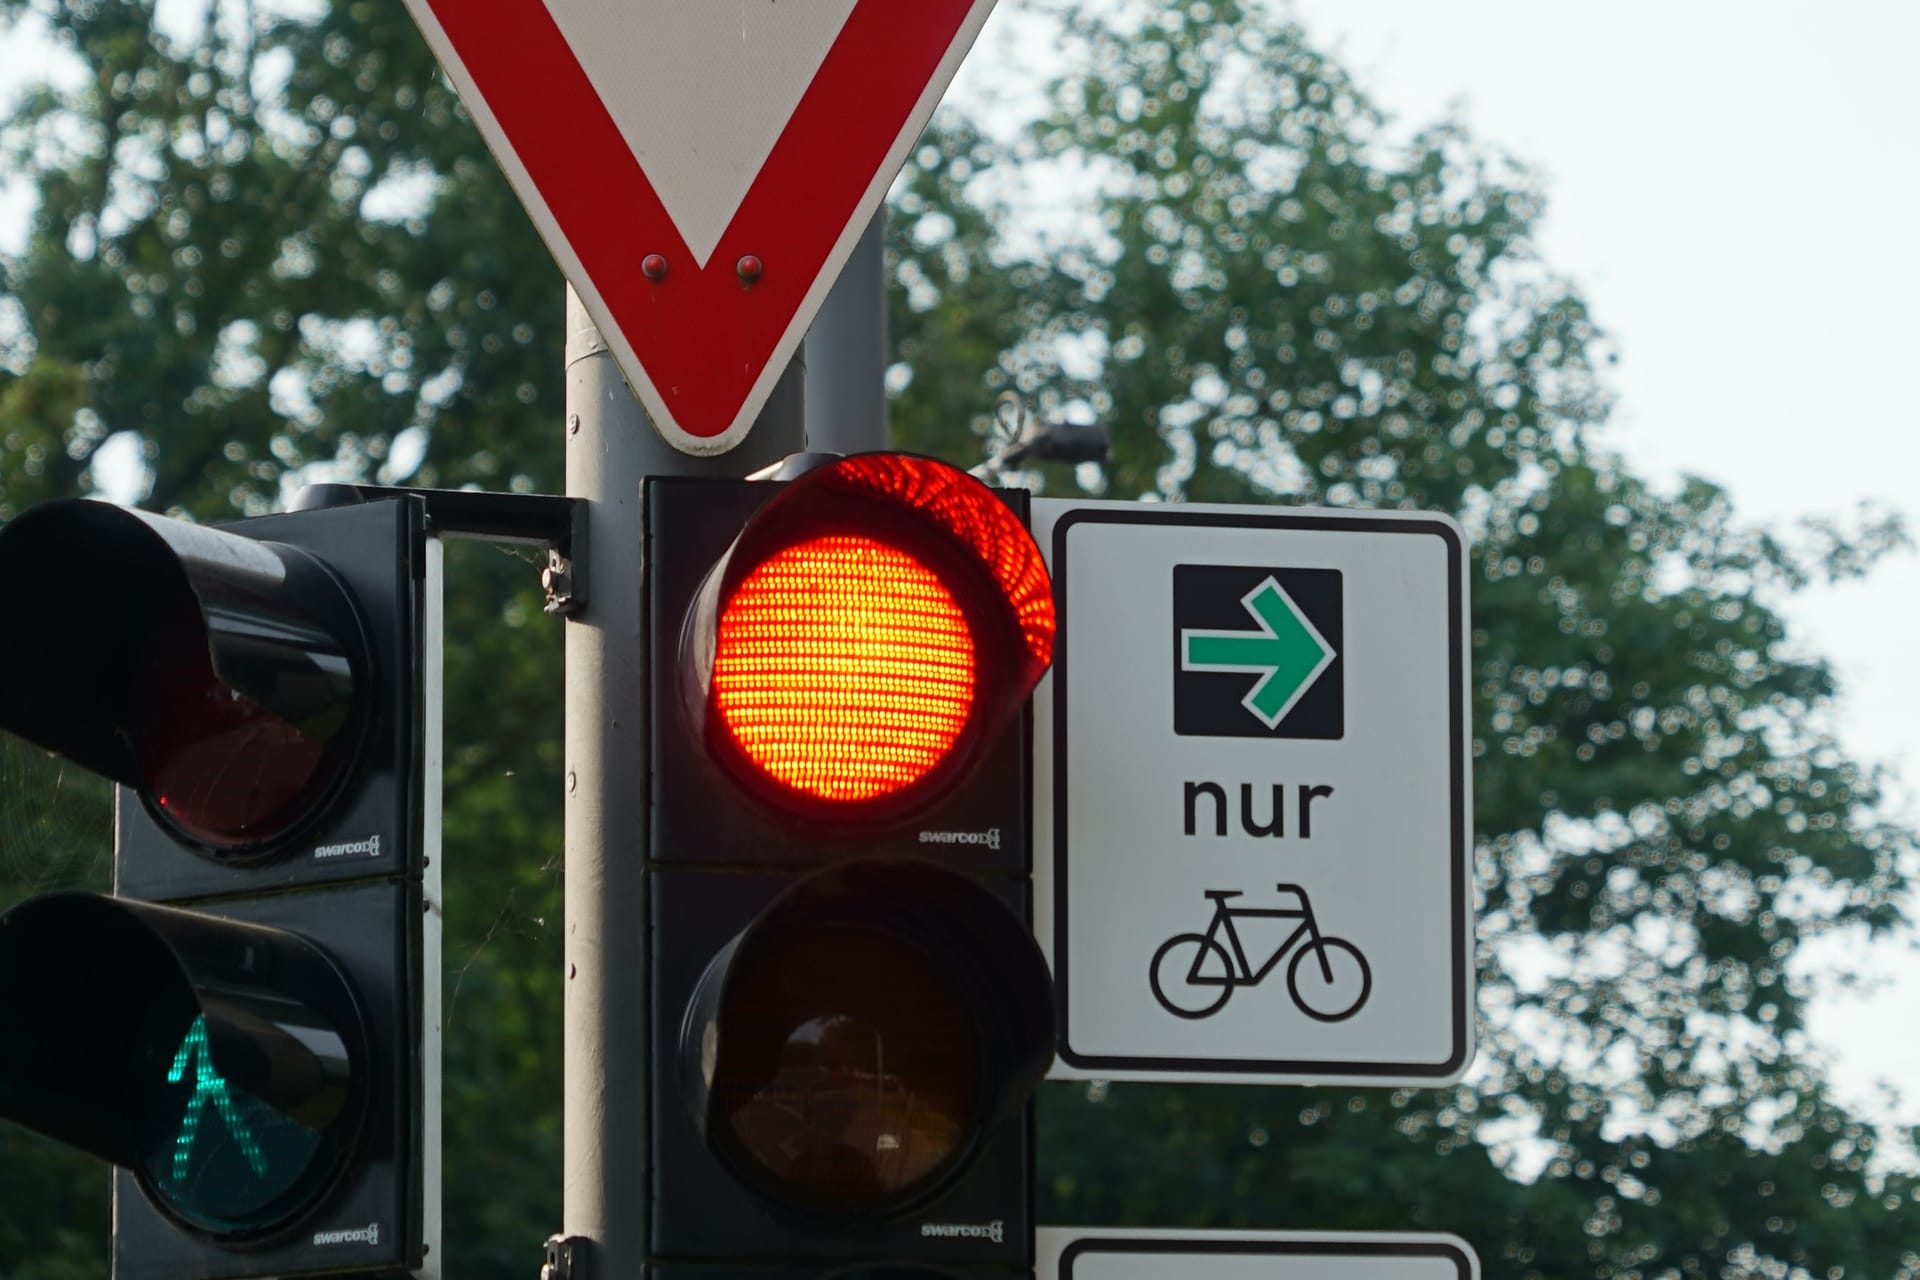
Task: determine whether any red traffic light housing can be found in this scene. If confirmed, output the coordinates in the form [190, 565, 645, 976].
[647, 454, 1057, 1276]
[680, 453, 1054, 820]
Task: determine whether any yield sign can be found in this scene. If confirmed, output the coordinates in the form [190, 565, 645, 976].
[400, 0, 998, 455]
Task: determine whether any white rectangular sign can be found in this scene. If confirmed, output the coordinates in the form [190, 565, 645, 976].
[1039, 1228, 1480, 1279]
[1033, 500, 1473, 1085]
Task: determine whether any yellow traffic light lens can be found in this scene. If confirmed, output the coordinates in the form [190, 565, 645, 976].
[711, 534, 977, 803]
[708, 923, 982, 1215]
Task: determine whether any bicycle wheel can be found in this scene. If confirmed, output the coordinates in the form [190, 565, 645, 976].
[1286, 936, 1372, 1022]
[1149, 933, 1235, 1019]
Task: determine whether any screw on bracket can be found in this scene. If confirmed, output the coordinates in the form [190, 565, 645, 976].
[641, 253, 669, 281]
[289, 483, 590, 618]
[736, 254, 764, 284]
[542, 547, 577, 617]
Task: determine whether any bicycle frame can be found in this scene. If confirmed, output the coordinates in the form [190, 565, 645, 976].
[1199, 887, 1323, 986]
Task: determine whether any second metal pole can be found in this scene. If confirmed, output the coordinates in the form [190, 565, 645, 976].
[803, 213, 889, 453]
[560, 287, 800, 1278]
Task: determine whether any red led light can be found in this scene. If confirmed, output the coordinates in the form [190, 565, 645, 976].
[821, 454, 1054, 678]
[712, 534, 977, 803]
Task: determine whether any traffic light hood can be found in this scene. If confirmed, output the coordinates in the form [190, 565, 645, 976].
[0, 891, 367, 1236]
[0, 498, 369, 850]
[679, 453, 1055, 818]
[679, 857, 1055, 1220]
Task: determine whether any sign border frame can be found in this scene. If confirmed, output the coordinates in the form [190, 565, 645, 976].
[1056, 1235, 1477, 1278]
[1049, 506, 1471, 1079]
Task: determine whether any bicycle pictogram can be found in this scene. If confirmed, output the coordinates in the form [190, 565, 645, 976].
[1149, 884, 1372, 1021]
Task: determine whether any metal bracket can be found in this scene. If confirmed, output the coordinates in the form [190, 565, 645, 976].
[539, 1233, 586, 1280]
[290, 483, 590, 617]
[745, 449, 843, 481]
[972, 391, 1111, 484]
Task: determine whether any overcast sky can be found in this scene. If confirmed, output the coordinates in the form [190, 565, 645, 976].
[1256, 0, 1920, 1138]
[952, 0, 1920, 1150]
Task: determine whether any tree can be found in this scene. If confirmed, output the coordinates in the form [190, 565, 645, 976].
[889, 5, 1918, 1273]
[0, 0, 565, 1269]
[1, 0, 1913, 1276]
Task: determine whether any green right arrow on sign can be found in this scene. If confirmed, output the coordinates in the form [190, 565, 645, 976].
[1180, 577, 1335, 729]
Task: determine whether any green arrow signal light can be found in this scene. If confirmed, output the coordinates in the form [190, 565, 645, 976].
[139, 1012, 331, 1235]
[167, 1015, 268, 1183]
[1180, 577, 1335, 728]
[140, 1011, 332, 1235]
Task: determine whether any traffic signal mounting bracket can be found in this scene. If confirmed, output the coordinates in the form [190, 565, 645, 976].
[291, 482, 589, 617]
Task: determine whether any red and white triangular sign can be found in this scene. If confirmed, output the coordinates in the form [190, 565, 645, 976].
[400, 0, 997, 455]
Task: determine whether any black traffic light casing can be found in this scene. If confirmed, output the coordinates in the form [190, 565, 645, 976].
[109, 503, 431, 900]
[645, 458, 1054, 1276]
[0, 497, 439, 1280]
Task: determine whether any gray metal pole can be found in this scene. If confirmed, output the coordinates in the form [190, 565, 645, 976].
[561, 286, 800, 1279]
[803, 213, 889, 452]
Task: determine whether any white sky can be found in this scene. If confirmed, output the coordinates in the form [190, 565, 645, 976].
[1263, 0, 1920, 1138]
[0, 0, 1914, 1151]
[949, 0, 1920, 1152]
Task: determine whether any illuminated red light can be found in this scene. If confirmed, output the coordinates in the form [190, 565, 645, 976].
[822, 454, 1055, 677]
[712, 534, 977, 803]
[692, 452, 1056, 813]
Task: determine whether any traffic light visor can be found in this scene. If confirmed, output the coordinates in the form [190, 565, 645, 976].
[0, 893, 367, 1239]
[0, 500, 369, 854]
[681, 859, 1055, 1220]
[684, 454, 1054, 817]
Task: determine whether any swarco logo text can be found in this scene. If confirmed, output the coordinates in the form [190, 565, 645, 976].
[313, 1222, 380, 1247]
[314, 835, 381, 860]
[918, 828, 1001, 851]
[920, 1219, 1005, 1244]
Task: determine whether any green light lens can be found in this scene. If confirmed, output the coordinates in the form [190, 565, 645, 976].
[134, 1015, 337, 1235]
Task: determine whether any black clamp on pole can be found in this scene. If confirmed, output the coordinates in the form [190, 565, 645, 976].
[291, 483, 590, 617]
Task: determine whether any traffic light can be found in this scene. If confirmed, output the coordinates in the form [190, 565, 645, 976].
[0, 496, 440, 1279]
[647, 452, 1057, 1276]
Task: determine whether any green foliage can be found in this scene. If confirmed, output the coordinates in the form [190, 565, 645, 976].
[0, 0, 566, 1270]
[888, 1, 1919, 1274]
[0, 0, 1914, 1276]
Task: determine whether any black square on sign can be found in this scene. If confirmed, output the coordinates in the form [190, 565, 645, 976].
[1173, 564, 1343, 738]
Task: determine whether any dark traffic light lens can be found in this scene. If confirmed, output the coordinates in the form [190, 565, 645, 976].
[708, 923, 983, 1217]
[134, 597, 356, 854]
